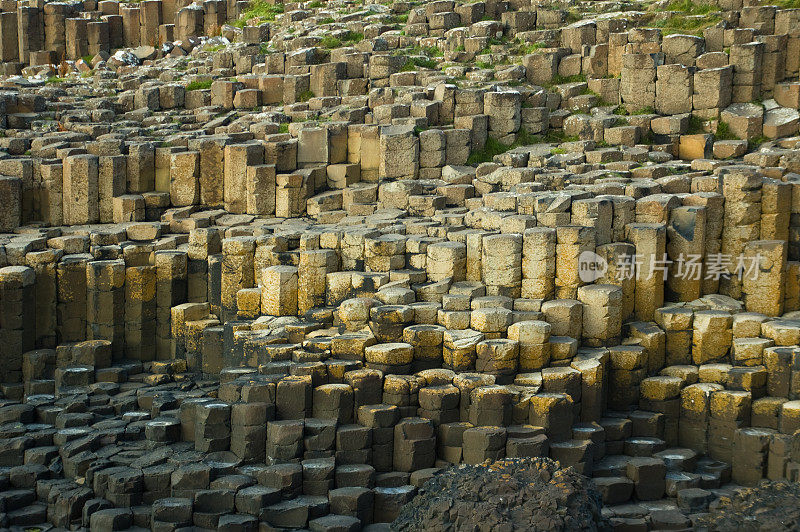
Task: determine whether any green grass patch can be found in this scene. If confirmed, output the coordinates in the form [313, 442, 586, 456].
[547, 74, 587, 86]
[400, 56, 438, 71]
[714, 121, 739, 141]
[318, 33, 362, 48]
[467, 136, 515, 164]
[476, 61, 493, 70]
[234, 1, 284, 27]
[687, 114, 707, 134]
[665, 0, 721, 15]
[319, 17, 335, 24]
[466, 129, 577, 164]
[615, 105, 655, 115]
[631, 106, 656, 115]
[426, 46, 444, 57]
[278, 123, 290, 133]
[406, 45, 443, 57]
[517, 41, 547, 55]
[344, 32, 364, 44]
[646, 0, 722, 36]
[308, 0, 323, 7]
[542, 130, 579, 143]
[299, 90, 315, 101]
[565, 9, 581, 23]
[320, 35, 341, 48]
[46, 76, 65, 84]
[186, 79, 212, 91]
[651, 12, 721, 36]
[748, 134, 770, 150]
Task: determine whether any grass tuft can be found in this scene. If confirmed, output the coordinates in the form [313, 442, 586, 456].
[320, 35, 341, 48]
[518, 41, 547, 55]
[400, 56, 438, 71]
[467, 136, 514, 164]
[186, 79, 212, 91]
[233, 1, 284, 27]
[644, 0, 722, 36]
[466, 128, 578, 164]
[545, 74, 587, 88]
[652, 12, 721, 36]
[665, 0, 721, 15]
[714, 121, 739, 141]
[687, 114, 707, 134]
[631, 106, 656, 115]
[345, 32, 364, 44]
[748, 134, 770, 150]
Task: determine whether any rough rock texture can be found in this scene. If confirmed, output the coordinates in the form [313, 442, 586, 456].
[392, 458, 609, 531]
[696, 480, 800, 531]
